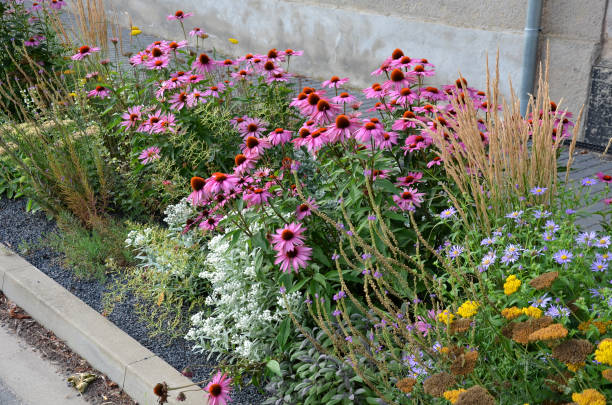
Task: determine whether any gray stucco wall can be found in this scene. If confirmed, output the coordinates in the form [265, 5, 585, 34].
[109, 0, 608, 138]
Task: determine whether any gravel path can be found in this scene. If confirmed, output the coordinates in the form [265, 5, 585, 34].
[0, 196, 265, 405]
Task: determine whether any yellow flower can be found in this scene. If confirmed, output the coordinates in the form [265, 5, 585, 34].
[566, 362, 585, 372]
[67, 92, 77, 98]
[571, 388, 606, 405]
[456, 300, 479, 318]
[228, 38, 239, 44]
[437, 309, 455, 325]
[443, 389, 466, 404]
[521, 306, 542, 319]
[130, 26, 142, 36]
[63, 69, 73, 75]
[501, 306, 523, 320]
[503, 275, 521, 295]
[594, 338, 612, 366]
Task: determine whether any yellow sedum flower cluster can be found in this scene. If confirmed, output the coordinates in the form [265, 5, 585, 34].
[594, 339, 612, 366]
[437, 309, 455, 324]
[571, 388, 606, 405]
[501, 305, 542, 320]
[456, 300, 479, 318]
[503, 275, 521, 295]
[443, 389, 467, 404]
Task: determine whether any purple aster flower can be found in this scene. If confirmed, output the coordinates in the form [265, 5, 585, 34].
[576, 231, 597, 246]
[481, 237, 497, 246]
[439, 207, 457, 219]
[373, 271, 382, 278]
[544, 220, 560, 233]
[553, 249, 573, 264]
[595, 236, 611, 249]
[505, 210, 523, 220]
[500, 253, 519, 265]
[545, 305, 570, 318]
[530, 294, 552, 308]
[581, 177, 598, 186]
[447, 245, 464, 259]
[596, 252, 611, 262]
[589, 288, 603, 299]
[493, 230, 503, 237]
[542, 231, 556, 242]
[362, 269, 370, 275]
[533, 209, 552, 219]
[591, 259, 608, 272]
[565, 208, 576, 215]
[480, 251, 497, 269]
[530, 186, 547, 195]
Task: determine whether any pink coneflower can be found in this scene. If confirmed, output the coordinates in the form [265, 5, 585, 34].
[363, 83, 385, 99]
[280, 48, 303, 58]
[415, 58, 435, 68]
[203, 83, 225, 98]
[186, 73, 204, 84]
[139, 110, 162, 133]
[187, 90, 206, 107]
[390, 87, 418, 107]
[129, 51, 150, 66]
[192, 53, 216, 73]
[243, 136, 271, 158]
[87, 85, 110, 99]
[138, 146, 161, 164]
[233, 153, 256, 175]
[170, 70, 191, 83]
[231, 69, 252, 80]
[49, 0, 66, 10]
[169, 91, 188, 110]
[266, 71, 292, 84]
[292, 127, 311, 149]
[365, 169, 390, 181]
[239, 117, 267, 138]
[264, 48, 284, 62]
[413, 104, 439, 115]
[30, 2, 43, 11]
[290, 92, 309, 109]
[596, 172, 612, 183]
[152, 113, 177, 133]
[390, 55, 413, 69]
[393, 187, 425, 211]
[366, 101, 394, 113]
[243, 187, 272, 207]
[230, 115, 248, 129]
[275, 245, 312, 273]
[271, 223, 307, 253]
[200, 215, 223, 232]
[120, 105, 143, 129]
[85, 71, 99, 79]
[332, 92, 357, 105]
[392, 110, 419, 131]
[167, 10, 193, 20]
[261, 60, 283, 77]
[218, 58, 237, 68]
[311, 99, 341, 125]
[295, 197, 317, 220]
[354, 119, 384, 143]
[299, 92, 327, 116]
[326, 114, 360, 143]
[403, 134, 432, 153]
[322, 75, 349, 89]
[189, 27, 204, 37]
[376, 131, 398, 150]
[204, 371, 232, 405]
[427, 156, 443, 168]
[24, 36, 42, 47]
[203, 172, 239, 196]
[420, 86, 446, 102]
[383, 68, 416, 92]
[164, 40, 188, 53]
[71, 45, 100, 60]
[145, 57, 170, 70]
[304, 128, 329, 153]
[268, 128, 293, 146]
[412, 64, 435, 77]
[396, 172, 423, 187]
[188, 176, 207, 206]
[371, 59, 392, 76]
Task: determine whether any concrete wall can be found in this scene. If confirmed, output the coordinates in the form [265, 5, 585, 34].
[109, 0, 608, 137]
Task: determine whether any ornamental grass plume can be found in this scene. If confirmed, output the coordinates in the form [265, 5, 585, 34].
[421, 51, 583, 233]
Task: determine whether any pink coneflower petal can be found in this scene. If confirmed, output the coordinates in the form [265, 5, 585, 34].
[274, 245, 312, 273]
[204, 371, 232, 405]
[271, 222, 307, 253]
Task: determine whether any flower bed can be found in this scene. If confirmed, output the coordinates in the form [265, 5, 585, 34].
[0, 1, 611, 404]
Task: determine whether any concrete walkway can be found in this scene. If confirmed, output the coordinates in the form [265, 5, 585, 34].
[0, 324, 88, 405]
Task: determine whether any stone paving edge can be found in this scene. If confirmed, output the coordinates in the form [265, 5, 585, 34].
[0, 243, 207, 405]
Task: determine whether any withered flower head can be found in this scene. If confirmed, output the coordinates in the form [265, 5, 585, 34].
[511, 316, 553, 344]
[602, 368, 612, 383]
[529, 271, 559, 290]
[450, 351, 479, 376]
[528, 323, 568, 342]
[450, 318, 473, 334]
[176, 392, 186, 401]
[396, 377, 417, 393]
[552, 339, 594, 364]
[455, 385, 495, 405]
[545, 371, 572, 393]
[423, 372, 456, 397]
[153, 382, 169, 404]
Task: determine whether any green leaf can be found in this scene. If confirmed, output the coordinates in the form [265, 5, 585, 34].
[266, 360, 282, 377]
[277, 318, 291, 348]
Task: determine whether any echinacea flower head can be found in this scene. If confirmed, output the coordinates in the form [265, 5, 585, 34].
[242, 136, 270, 158]
[275, 245, 312, 273]
[203, 172, 239, 197]
[243, 187, 272, 207]
[199, 214, 223, 231]
[296, 198, 318, 220]
[596, 172, 612, 183]
[192, 53, 216, 73]
[138, 146, 160, 164]
[167, 10, 194, 20]
[205, 371, 232, 405]
[331, 91, 357, 105]
[393, 188, 425, 211]
[72, 45, 100, 60]
[271, 222, 306, 253]
[87, 85, 110, 99]
[120, 105, 143, 129]
[322, 75, 349, 89]
[553, 249, 573, 264]
[49, 0, 66, 10]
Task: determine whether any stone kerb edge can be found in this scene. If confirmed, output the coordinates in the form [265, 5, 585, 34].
[0, 243, 207, 405]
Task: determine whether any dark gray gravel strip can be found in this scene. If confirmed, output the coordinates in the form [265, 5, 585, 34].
[0, 196, 265, 405]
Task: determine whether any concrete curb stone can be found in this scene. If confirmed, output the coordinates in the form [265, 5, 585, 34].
[0, 243, 207, 405]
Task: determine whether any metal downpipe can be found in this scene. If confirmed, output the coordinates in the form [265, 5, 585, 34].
[520, 0, 544, 116]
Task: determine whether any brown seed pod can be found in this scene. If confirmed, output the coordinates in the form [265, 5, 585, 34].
[455, 385, 495, 405]
[423, 372, 456, 397]
[396, 377, 417, 393]
[528, 324, 568, 342]
[450, 318, 473, 334]
[511, 316, 554, 344]
[552, 339, 594, 364]
[529, 271, 559, 290]
[450, 351, 479, 376]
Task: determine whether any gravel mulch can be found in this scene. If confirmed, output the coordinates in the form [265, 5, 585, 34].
[0, 196, 265, 405]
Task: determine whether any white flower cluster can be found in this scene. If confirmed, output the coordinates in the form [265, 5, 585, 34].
[163, 198, 195, 230]
[186, 231, 302, 362]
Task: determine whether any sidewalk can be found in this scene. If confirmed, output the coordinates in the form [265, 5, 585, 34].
[0, 324, 88, 405]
